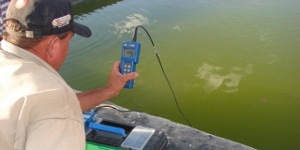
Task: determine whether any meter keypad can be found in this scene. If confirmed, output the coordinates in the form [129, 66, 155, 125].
[123, 62, 132, 75]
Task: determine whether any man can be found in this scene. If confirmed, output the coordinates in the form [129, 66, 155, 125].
[0, 0, 138, 149]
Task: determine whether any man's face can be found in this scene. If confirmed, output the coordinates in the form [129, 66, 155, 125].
[53, 31, 74, 70]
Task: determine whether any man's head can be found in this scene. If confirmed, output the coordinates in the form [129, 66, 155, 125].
[3, 0, 92, 70]
[4, 0, 91, 39]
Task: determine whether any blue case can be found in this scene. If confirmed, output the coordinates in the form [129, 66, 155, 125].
[120, 41, 141, 88]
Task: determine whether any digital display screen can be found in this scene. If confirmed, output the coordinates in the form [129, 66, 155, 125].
[123, 49, 135, 58]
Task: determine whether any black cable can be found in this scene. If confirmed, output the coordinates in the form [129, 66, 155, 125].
[132, 25, 193, 127]
[94, 105, 136, 113]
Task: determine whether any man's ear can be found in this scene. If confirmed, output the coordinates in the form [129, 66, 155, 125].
[46, 36, 59, 58]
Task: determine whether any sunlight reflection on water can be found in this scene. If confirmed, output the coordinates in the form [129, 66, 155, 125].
[195, 63, 253, 93]
[111, 13, 149, 36]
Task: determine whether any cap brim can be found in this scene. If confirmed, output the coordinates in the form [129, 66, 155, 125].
[73, 22, 92, 38]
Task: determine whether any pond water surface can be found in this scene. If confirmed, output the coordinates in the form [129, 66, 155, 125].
[59, 0, 300, 149]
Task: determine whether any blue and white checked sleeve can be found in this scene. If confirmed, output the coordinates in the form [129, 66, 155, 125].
[0, 0, 10, 36]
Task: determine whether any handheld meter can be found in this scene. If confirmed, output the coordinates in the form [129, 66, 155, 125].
[120, 41, 141, 88]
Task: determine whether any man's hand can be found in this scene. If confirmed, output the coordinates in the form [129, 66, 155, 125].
[77, 61, 138, 112]
[105, 61, 139, 97]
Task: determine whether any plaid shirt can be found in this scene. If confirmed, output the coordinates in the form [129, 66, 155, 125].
[0, 0, 10, 36]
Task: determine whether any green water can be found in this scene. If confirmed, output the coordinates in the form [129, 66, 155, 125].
[60, 0, 300, 149]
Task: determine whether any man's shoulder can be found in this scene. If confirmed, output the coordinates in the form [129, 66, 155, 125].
[1, 50, 53, 76]
[0, 51, 67, 95]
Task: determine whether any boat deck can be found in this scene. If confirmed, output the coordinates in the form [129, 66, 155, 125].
[95, 102, 256, 150]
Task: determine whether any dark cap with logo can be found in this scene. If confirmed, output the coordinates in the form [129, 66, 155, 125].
[5, 0, 92, 38]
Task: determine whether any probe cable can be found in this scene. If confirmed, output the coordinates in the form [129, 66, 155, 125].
[132, 25, 193, 127]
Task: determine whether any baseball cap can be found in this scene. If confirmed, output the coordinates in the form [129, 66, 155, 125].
[5, 0, 92, 38]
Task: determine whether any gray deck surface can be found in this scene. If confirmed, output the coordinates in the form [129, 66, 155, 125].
[95, 103, 256, 150]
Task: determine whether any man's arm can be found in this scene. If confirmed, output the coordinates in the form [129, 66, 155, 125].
[77, 61, 138, 112]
